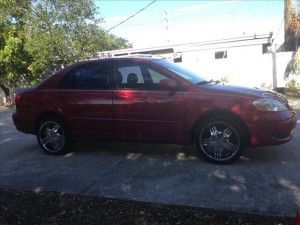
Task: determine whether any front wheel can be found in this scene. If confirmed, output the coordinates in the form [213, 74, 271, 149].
[37, 117, 71, 155]
[195, 117, 246, 164]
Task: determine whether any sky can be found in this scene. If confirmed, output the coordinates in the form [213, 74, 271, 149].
[95, 0, 285, 48]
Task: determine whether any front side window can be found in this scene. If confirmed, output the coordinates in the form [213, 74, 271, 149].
[59, 62, 112, 90]
[116, 61, 175, 90]
[153, 59, 207, 85]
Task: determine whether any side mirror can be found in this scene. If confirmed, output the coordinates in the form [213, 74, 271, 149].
[159, 79, 178, 90]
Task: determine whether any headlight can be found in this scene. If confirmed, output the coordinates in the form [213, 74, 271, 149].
[253, 98, 288, 111]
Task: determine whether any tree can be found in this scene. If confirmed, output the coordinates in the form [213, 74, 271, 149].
[284, 0, 300, 78]
[0, 0, 32, 106]
[284, 0, 297, 51]
[0, 0, 131, 105]
[104, 34, 132, 50]
[25, 0, 132, 81]
[25, 0, 102, 80]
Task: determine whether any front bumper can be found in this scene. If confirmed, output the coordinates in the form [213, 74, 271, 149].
[247, 109, 297, 146]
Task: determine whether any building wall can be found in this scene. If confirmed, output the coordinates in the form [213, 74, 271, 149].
[180, 45, 295, 89]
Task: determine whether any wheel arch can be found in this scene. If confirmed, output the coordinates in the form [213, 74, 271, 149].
[191, 110, 251, 146]
[35, 111, 72, 136]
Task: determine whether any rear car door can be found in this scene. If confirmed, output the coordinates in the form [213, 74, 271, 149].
[58, 61, 114, 138]
[113, 60, 185, 141]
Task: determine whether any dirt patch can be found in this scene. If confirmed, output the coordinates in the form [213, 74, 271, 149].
[0, 188, 295, 225]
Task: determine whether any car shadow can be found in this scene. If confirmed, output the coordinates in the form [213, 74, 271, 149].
[68, 139, 300, 166]
[71, 140, 200, 160]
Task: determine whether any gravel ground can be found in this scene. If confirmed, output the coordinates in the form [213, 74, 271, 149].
[0, 188, 296, 225]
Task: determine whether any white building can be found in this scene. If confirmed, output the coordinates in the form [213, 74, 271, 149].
[99, 32, 294, 89]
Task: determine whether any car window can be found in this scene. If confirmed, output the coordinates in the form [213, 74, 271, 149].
[154, 59, 207, 84]
[148, 68, 167, 83]
[118, 65, 144, 84]
[59, 62, 112, 90]
[116, 61, 173, 90]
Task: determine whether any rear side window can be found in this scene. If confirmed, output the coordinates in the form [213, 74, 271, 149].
[59, 62, 112, 90]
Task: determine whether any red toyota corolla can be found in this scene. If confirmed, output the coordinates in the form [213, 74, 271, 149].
[12, 57, 297, 164]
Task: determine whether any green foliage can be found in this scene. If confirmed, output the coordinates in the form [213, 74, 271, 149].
[284, 47, 300, 78]
[0, 0, 30, 24]
[260, 82, 272, 90]
[284, 6, 300, 78]
[25, 0, 103, 80]
[220, 75, 229, 83]
[105, 34, 132, 50]
[0, 0, 132, 90]
[24, 0, 132, 81]
[286, 78, 300, 92]
[0, 0, 33, 87]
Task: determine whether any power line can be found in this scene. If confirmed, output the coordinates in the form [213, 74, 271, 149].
[107, 0, 158, 32]
[102, 3, 281, 30]
[274, 16, 284, 43]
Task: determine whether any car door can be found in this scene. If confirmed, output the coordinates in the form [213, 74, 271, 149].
[58, 61, 114, 138]
[113, 60, 185, 141]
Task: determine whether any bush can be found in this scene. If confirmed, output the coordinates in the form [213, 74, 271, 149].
[260, 82, 272, 90]
[220, 75, 229, 83]
[286, 78, 300, 93]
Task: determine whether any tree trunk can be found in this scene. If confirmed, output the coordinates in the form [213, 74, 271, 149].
[284, 0, 297, 51]
[0, 84, 12, 106]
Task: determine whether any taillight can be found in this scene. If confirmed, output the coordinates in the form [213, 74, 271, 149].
[15, 94, 21, 104]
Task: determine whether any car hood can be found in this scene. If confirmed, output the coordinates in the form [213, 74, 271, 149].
[201, 83, 284, 100]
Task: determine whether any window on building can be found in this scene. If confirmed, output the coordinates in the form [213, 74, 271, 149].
[174, 56, 182, 63]
[215, 51, 227, 59]
[262, 43, 271, 54]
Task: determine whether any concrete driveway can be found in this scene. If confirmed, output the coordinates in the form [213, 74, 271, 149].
[1, 100, 299, 217]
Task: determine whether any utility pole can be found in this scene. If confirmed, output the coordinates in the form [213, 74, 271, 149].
[272, 45, 277, 91]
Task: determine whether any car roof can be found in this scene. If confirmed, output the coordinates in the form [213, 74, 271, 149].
[76, 55, 166, 65]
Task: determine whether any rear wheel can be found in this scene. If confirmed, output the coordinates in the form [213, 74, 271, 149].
[195, 116, 246, 164]
[37, 117, 71, 155]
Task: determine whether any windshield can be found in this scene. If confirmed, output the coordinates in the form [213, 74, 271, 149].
[154, 59, 208, 84]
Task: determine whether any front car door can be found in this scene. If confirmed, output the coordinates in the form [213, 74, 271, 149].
[113, 60, 185, 142]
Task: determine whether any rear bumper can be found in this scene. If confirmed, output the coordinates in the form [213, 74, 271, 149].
[248, 110, 297, 146]
[12, 111, 36, 134]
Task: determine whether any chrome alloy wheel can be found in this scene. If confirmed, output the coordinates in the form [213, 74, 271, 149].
[38, 121, 66, 153]
[199, 121, 240, 162]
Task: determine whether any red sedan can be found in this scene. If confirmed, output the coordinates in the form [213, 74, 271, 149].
[12, 57, 297, 164]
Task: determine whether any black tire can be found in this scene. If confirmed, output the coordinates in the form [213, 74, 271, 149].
[195, 116, 246, 164]
[37, 117, 71, 155]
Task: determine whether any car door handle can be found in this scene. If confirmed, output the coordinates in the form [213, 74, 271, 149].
[61, 94, 70, 98]
[116, 93, 129, 99]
